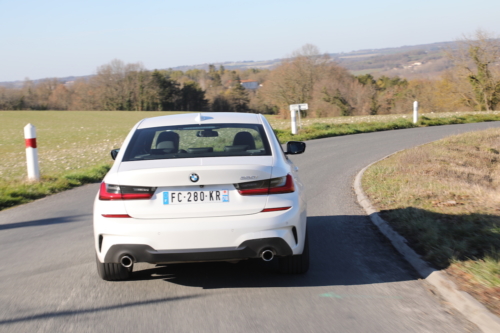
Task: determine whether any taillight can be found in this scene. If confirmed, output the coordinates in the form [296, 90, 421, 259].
[235, 174, 295, 195]
[234, 179, 270, 195]
[261, 207, 291, 212]
[268, 174, 295, 194]
[101, 214, 132, 218]
[99, 182, 156, 200]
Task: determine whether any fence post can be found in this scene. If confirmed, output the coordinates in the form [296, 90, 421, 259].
[413, 101, 419, 124]
[24, 123, 40, 181]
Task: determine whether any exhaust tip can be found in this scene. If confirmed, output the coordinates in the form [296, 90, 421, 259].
[261, 249, 274, 262]
[120, 255, 133, 268]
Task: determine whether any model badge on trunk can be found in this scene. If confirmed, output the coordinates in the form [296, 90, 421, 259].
[190, 173, 199, 182]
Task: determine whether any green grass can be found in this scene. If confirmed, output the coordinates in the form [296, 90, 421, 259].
[419, 114, 500, 126]
[275, 118, 418, 142]
[0, 111, 186, 210]
[1, 110, 500, 211]
[376, 208, 500, 268]
[454, 254, 500, 288]
[0, 111, 188, 180]
[0, 164, 111, 209]
[266, 110, 500, 130]
[274, 113, 500, 143]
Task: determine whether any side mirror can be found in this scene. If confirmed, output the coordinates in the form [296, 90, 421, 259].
[285, 141, 306, 155]
[110, 148, 120, 160]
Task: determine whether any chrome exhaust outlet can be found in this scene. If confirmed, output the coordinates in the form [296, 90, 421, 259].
[261, 249, 274, 262]
[120, 255, 133, 268]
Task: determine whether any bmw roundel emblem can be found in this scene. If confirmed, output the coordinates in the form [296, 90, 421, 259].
[189, 173, 199, 182]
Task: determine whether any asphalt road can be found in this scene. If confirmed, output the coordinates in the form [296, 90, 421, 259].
[2, 122, 500, 333]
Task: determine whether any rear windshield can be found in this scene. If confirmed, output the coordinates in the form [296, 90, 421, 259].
[122, 123, 272, 161]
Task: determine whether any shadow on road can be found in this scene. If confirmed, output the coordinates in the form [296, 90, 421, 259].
[0, 214, 90, 231]
[130, 214, 421, 288]
[0, 295, 201, 326]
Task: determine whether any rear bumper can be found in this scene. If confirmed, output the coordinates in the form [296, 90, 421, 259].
[104, 238, 293, 264]
[94, 193, 307, 263]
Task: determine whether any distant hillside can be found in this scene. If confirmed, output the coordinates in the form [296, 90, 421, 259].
[168, 41, 457, 79]
[0, 75, 91, 89]
[334, 41, 457, 79]
[0, 40, 460, 87]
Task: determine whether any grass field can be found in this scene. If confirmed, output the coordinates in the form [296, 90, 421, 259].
[0, 111, 190, 180]
[362, 128, 500, 315]
[1, 110, 497, 180]
[1, 110, 500, 210]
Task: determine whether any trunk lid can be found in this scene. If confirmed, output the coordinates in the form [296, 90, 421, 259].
[117, 157, 273, 219]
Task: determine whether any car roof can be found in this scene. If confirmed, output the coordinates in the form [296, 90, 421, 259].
[137, 112, 263, 129]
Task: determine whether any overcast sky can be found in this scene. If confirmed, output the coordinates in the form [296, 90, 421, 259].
[1, 0, 499, 82]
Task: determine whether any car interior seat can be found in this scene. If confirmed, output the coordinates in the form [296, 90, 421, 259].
[232, 131, 256, 150]
[156, 131, 180, 153]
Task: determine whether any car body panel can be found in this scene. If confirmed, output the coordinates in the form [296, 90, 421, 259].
[94, 112, 307, 265]
[94, 198, 305, 263]
[116, 156, 274, 186]
[137, 112, 263, 129]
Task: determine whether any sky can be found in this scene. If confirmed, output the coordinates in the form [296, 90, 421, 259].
[1, 0, 500, 82]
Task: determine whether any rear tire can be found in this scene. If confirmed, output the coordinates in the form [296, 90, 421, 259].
[96, 254, 132, 281]
[279, 231, 310, 274]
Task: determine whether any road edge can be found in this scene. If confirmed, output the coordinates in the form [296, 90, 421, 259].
[354, 155, 500, 333]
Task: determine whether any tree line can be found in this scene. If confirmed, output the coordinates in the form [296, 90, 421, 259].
[1, 30, 499, 116]
[260, 31, 500, 118]
[0, 61, 255, 112]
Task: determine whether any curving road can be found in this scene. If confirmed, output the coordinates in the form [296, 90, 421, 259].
[2, 122, 500, 333]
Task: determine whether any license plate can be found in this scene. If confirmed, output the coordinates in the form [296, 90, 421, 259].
[163, 190, 229, 205]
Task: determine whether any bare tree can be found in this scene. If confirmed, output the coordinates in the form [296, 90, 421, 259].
[70, 79, 101, 110]
[448, 30, 500, 111]
[48, 84, 72, 110]
[91, 59, 127, 110]
[34, 78, 59, 109]
[0, 86, 24, 109]
[261, 44, 330, 117]
[311, 65, 373, 117]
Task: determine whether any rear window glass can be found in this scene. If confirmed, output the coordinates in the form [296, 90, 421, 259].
[122, 123, 272, 161]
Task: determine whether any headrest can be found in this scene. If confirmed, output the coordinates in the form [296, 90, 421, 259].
[157, 141, 175, 149]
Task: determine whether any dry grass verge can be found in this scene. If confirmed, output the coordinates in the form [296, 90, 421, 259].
[362, 127, 500, 315]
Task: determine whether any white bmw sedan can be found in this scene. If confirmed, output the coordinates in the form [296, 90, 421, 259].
[94, 112, 308, 281]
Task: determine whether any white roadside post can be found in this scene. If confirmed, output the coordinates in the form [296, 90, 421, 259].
[290, 105, 298, 135]
[24, 123, 40, 181]
[289, 103, 309, 135]
[413, 101, 419, 124]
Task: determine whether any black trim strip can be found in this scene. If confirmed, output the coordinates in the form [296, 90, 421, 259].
[104, 238, 293, 264]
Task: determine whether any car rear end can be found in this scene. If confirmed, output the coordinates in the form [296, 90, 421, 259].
[93, 113, 307, 277]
